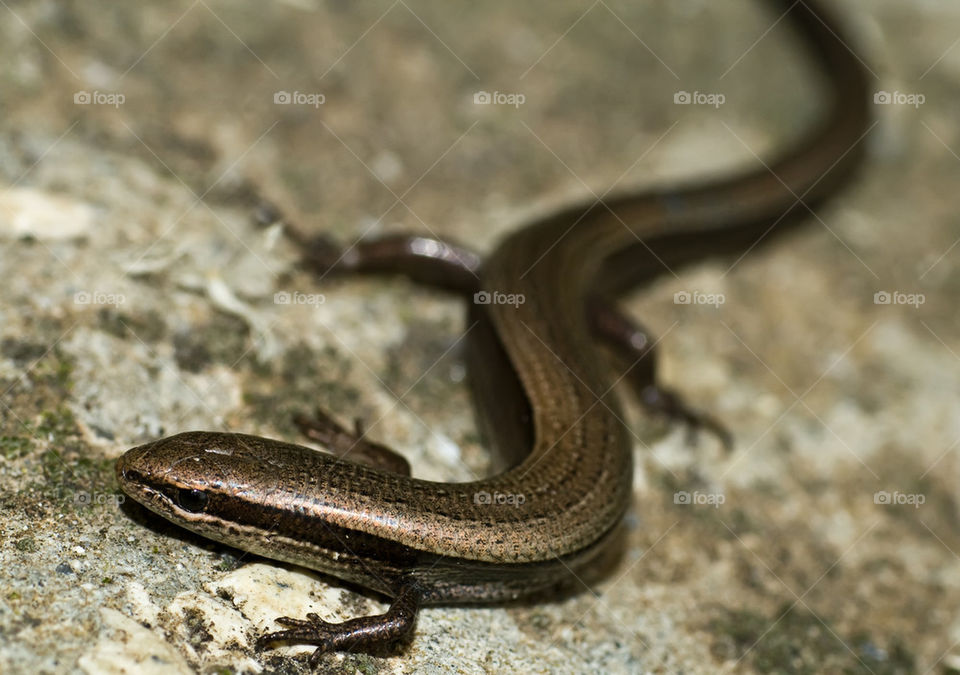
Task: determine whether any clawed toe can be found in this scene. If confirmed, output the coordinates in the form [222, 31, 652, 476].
[640, 385, 733, 450]
[254, 584, 421, 661]
[255, 614, 337, 654]
[273, 615, 317, 630]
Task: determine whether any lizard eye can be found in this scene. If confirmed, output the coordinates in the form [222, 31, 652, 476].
[177, 488, 208, 513]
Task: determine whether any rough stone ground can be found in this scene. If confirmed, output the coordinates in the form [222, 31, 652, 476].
[0, 1, 957, 673]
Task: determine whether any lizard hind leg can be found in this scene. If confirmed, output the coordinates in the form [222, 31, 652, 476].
[294, 408, 412, 475]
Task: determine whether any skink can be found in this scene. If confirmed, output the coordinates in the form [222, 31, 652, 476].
[116, 0, 870, 665]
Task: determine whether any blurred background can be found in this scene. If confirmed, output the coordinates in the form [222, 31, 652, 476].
[0, 1, 956, 672]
